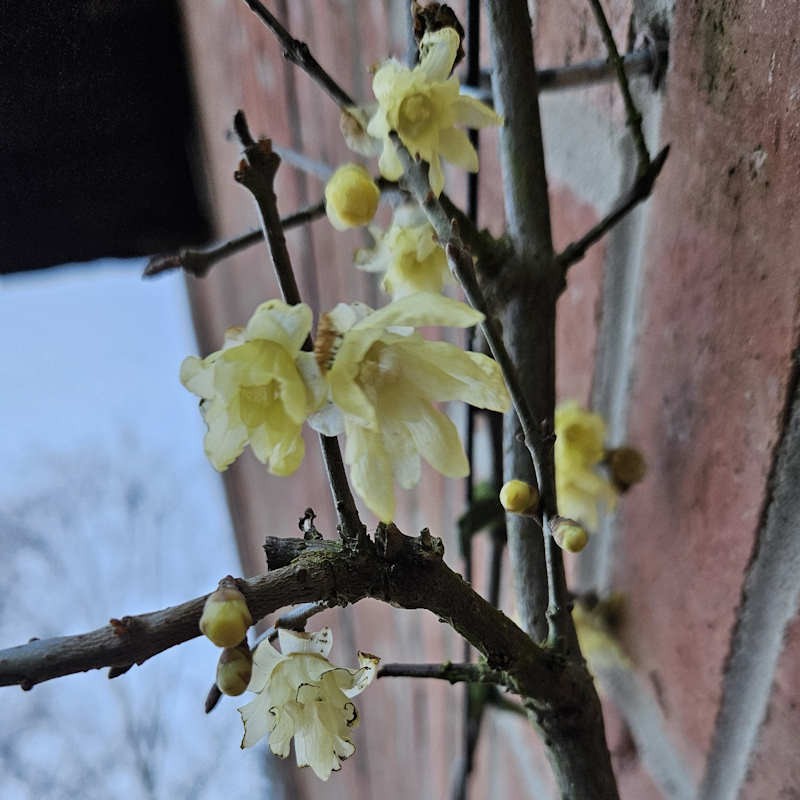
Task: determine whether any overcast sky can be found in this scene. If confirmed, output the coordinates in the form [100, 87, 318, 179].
[0, 261, 272, 799]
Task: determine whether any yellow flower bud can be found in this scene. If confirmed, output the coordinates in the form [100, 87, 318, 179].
[216, 643, 253, 697]
[324, 163, 380, 230]
[551, 517, 588, 553]
[199, 577, 253, 648]
[499, 479, 539, 514]
[607, 446, 647, 491]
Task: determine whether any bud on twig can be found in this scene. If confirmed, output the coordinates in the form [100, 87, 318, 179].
[606, 446, 647, 491]
[199, 576, 253, 648]
[216, 642, 253, 697]
[551, 517, 589, 553]
[499, 479, 540, 514]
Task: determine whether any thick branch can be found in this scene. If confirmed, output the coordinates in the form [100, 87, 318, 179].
[1, 529, 553, 703]
[232, 111, 364, 545]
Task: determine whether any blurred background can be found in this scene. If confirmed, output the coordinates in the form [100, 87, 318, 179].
[2, 2, 799, 799]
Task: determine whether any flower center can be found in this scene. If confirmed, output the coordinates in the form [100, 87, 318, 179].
[239, 383, 278, 426]
[313, 313, 343, 373]
[398, 93, 434, 139]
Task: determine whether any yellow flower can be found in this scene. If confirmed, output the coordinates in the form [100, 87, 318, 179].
[554, 402, 616, 529]
[180, 300, 321, 476]
[367, 28, 502, 196]
[310, 293, 510, 522]
[324, 163, 381, 230]
[239, 627, 379, 781]
[356, 204, 451, 298]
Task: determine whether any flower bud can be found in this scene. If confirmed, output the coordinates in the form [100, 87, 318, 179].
[199, 577, 252, 648]
[324, 163, 380, 230]
[606, 446, 647, 491]
[551, 517, 588, 553]
[499, 479, 539, 514]
[216, 643, 253, 697]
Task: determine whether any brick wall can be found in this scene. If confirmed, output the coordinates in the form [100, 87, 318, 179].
[179, 2, 800, 797]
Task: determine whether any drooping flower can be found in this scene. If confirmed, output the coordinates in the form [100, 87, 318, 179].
[309, 293, 510, 522]
[180, 300, 322, 476]
[554, 402, 616, 529]
[239, 627, 379, 781]
[356, 204, 451, 298]
[367, 27, 502, 196]
[324, 163, 381, 230]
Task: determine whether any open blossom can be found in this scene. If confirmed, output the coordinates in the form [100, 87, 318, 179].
[180, 300, 322, 476]
[239, 627, 379, 781]
[309, 293, 510, 522]
[554, 402, 616, 529]
[324, 163, 380, 230]
[367, 27, 502, 196]
[356, 204, 451, 298]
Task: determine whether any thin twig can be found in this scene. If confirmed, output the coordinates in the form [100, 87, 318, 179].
[390, 133, 572, 650]
[555, 145, 670, 272]
[232, 110, 364, 545]
[240, 0, 354, 109]
[460, 42, 669, 105]
[143, 201, 325, 278]
[378, 662, 503, 684]
[273, 145, 334, 181]
[587, 0, 651, 172]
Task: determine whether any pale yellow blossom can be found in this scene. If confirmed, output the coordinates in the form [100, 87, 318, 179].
[239, 627, 379, 781]
[367, 28, 502, 196]
[356, 204, 451, 298]
[180, 300, 321, 476]
[324, 163, 380, 230]
[310, 293, 510, 521]
[554, 402, 616, 529]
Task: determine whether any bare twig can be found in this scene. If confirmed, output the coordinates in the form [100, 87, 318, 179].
[273, 145, 334, 181]
[555, 145, 670, 272]
[240, 0, 354, 109]
[232, 110, 364, 545]
[378, 662, 503, 684]
[460, 42, 669, 105]
[143, 201, 325, 279]
[587, 0, 651, 172]
[389, 135, 570, 651]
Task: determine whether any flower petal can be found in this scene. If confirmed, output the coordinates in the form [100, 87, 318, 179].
[202, 400, 248, 471]
[403, 402, 469, 478]
[249, 639, 288, 692]
[245, 300, 312, 354]
[180, 355, 215, 399]
[345, 423, 396, 521]
[353, 293, 483, 331]
[278, 627, 334, 658]
[452, 94, 504, 129]
[238, 694, 272, 748]
[437, 126, 479, 172]
[418, 28, 460, 82]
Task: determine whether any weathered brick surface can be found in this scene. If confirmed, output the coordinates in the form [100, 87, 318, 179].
[180, 1, 800, 797]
